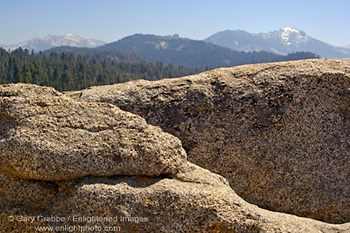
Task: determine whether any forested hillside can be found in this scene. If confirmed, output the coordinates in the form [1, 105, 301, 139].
[43, 46, 150, 63]
[0, 48, 201, 91]
[97, 34, 320, 68]
[0, 35, 320, 92]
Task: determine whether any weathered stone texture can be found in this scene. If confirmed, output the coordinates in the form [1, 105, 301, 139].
[0, 84, 186, 180]
[1, 59, 350, 232]
[1, 170, 350, 233]
[70, 59, 350, 223]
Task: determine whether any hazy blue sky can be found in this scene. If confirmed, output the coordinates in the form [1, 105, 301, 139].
[1, 0, 349, 46]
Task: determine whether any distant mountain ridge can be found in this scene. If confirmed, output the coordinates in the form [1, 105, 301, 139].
[204, 28, 350, 59]
[1, 33, 106, 52]
[2, 28, 349, 59]
[96, 33, 318, 68]
[1, 31, 320, 69]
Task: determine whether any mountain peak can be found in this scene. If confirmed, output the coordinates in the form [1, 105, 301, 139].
[65, 33, 79, 37]
[64, 33, 81, 38]
[279, 27, 306, 45]
[205, 28, 350, 58]
[2, 34, 106, 52]
[63, 33, 85, 42]
[280, 27, 301, 33]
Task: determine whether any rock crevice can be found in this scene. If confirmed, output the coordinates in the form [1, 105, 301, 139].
[1, 59, 350, 232]
[69, 58, 350, 224]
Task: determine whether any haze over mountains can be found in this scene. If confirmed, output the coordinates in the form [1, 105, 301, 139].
[0, 33, 106, 51]
[204, 27, 350, 59]
[95, 33, 318, 68]
[1, 28, 349, 60]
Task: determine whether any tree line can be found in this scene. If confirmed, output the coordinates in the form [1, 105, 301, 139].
[0, 47, 202, 91]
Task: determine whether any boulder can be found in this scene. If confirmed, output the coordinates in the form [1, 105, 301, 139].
[69, 59, 350, 223]
[1, 83, 350, 232]
[0, 84, 186, 181]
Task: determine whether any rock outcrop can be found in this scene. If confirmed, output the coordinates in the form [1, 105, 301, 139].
[1, 82, 350, 232]
[2, 167, 350, 233]
[0, 84, 186, 181]
[69, 58, 350, 224]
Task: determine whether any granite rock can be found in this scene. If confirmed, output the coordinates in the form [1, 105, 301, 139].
[2, 169, 350, 233]
[0, 84, 187, 181]
[69, 59, 350, 223]
[1, 82, 350, 232]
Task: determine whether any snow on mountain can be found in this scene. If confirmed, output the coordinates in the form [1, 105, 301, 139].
[279, 27, 310, 45]
[281, 28, 299, 43]
[204, 28, 350, 58]
[1, 33, 106, 52]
